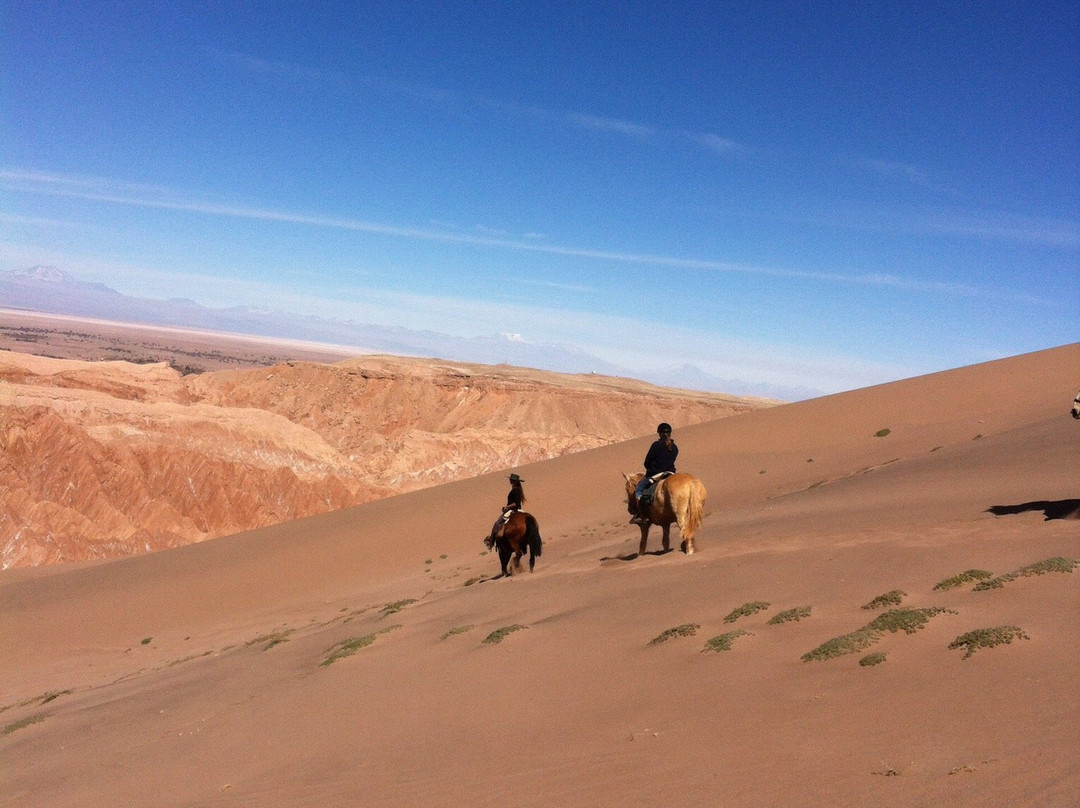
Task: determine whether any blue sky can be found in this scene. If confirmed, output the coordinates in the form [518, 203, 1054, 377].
[1, 0, 1077, 395]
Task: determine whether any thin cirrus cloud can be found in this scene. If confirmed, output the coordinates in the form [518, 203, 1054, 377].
[0, 167, 1056, 305]
[214, 50, 1074, 252]
[221, 50, 735, 156]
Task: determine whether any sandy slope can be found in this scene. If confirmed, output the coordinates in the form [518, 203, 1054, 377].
[1, 344, 1077, 807]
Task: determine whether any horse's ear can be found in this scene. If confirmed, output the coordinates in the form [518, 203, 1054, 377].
[622, 472, 631, 481]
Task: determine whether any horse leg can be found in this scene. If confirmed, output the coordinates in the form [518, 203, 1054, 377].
[638, 523, 650, 556]
[498, 543, 512, 576]
[682, 528, 695, 555]
[661, 524, 671, 553]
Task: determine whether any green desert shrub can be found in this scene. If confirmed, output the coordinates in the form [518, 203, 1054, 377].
[246, 629, 294, 650]
[440, 625, 474, 640]
[648, 624, 700, 645]
[768, 606, 811, 625]
[802, 608, 953, 662]
[723, 601, 770, 623]
[482, 625, 527, 644]
[703, 630, 751, 653]
[3, 714, 47, 736]
[802, 628, 879, 662]
[874, 428, 891, 438]
[949, 626, 1029, 658]
[868, 607, 954, 635]
[381, 598, 418, 616]
[859, 652, 887, 667]
[322, 626, 400, 665]
[861, 590, 906, 610]
[973, 557, 1078, 591]
[933, 569, 993, 590]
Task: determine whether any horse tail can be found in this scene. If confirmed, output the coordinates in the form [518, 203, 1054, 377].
[524, 513, 543, 557]
[683, 477, 707, 537]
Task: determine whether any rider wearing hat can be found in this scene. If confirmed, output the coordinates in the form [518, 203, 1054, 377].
[488, 473, 527, 548]
[505, 473, 525, 511]
[631, 423, 677, 524]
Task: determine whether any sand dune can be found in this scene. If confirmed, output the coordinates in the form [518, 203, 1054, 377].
[1, 343, 1077, 807]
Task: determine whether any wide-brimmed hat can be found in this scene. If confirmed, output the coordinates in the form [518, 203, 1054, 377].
[508, 473, 523, 482]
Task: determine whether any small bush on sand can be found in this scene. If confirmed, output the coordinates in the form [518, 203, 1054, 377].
[874, 428, 891, 438]
[3, 714, 47, 735]
[140, 637, 152, 645]
[973, 557, 1078, 591]
[483, 625, 527, 644]
[322, 626, 400, 665]
[440, 625, 474, 640]
[861, 590, 906, 610]
[949, 626, 1029, 658]
[868, 607, 954, 634]
[768, 606, 811, 625]
[933, 569, 993, 590]
[859, 652, 887, 667]
[246, 629, 294, 650]
[802, 608, 953, 662]
[648, 624, 700, 645]
[381, 598, 418, 616]
[703, 630, 751, 652]
[802, 628, 878, 662]
[723, 601, 770, 623]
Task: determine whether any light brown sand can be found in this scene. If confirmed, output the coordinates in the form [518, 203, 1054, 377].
[1, 343, 1077, 807]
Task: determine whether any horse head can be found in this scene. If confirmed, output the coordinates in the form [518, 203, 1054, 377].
[622, 472, 644, 513]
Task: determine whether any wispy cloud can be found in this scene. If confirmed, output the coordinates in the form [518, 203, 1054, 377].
[0, 211, 83, 229]
[920, 210, 1080, 248]
[684, 132, 742, 154]
[219, 50, 737, 157]
[564, 112, 656, 138]
[1, 168, 1058, 304]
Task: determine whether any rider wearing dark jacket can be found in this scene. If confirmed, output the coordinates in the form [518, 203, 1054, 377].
[632, 423, 677, 523]
[487, 473, 526, 549]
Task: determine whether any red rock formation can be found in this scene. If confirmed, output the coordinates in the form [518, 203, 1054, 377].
[0, 351, 774, 567]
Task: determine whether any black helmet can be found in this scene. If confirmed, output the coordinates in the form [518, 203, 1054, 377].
[657, 422, 672, 434]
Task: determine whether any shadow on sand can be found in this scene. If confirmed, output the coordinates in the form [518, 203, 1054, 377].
[600, 548, 675, 562]
[987, 499, 1080, 521]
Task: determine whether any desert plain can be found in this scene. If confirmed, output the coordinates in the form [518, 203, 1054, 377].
[1, 326, 1077, 807]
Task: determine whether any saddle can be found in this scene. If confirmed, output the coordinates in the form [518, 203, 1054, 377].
[640, 471, 674, 506]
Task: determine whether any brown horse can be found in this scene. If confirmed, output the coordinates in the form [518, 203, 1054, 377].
[486, 510, 543, 576]
[623, 472, 707, 556]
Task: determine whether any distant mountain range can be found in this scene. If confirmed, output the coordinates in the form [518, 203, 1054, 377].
[0, 266, 816, 399]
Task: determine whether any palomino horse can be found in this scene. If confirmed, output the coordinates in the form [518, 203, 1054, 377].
[486, 510, 543, 576]
[1072, 390, 1080, 419]
[623, 472, 707, 556]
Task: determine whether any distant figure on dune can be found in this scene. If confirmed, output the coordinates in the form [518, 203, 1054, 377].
[630, 423, 678, 525]
[486, 473, 525, 549]
[485, 473, 542, 575]
[1072, 390, 1080, 419]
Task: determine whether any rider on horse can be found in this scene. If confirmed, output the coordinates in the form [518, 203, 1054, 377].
[630, 423, 677, 525]
[486, 473, 526, 549]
